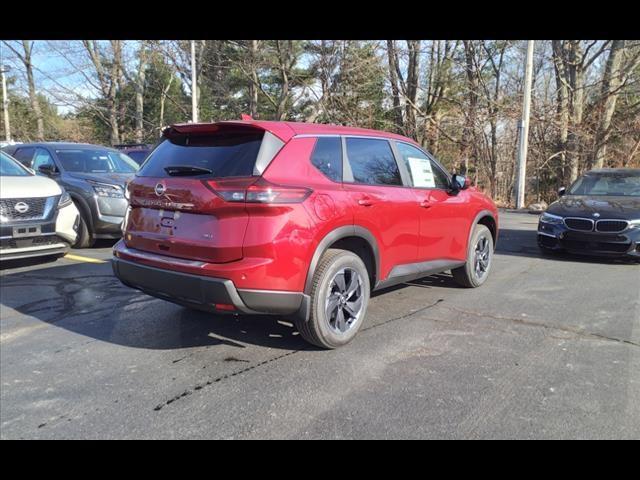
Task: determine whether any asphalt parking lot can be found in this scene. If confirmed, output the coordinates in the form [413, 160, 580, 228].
[1, 211, 638, 439]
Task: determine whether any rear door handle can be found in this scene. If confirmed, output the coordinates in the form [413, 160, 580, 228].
[358, 196, 374, 207]
[420, 199, 431, 208]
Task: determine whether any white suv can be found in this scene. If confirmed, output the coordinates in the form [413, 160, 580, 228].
[1, 151, 79, 261]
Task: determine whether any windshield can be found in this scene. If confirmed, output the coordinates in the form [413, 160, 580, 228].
[568, 172, 640, 197]
[0, 151, 32, 176]
[55, 149, 138, 173]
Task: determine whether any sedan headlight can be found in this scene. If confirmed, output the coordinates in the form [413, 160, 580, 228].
[540, 212, 564, 225]
[58, 188, 73, 208]
[629, 219, 640, 229]
[91, 182, 124, 199]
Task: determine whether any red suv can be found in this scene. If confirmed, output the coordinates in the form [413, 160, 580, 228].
[112, 120, 498, 348]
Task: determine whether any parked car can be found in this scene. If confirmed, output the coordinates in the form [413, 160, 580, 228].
[2, 143, 138, 248]
[114, 143, 154, 165]
[0, 151, 79, 261]
[538, 168, 640, 260]
[112, 120, 499, 348]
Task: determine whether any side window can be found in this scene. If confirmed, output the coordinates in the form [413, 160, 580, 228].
[32, 148, 56, 171]
[12, 147, 35, 167]
[345, 138, 402, 186]
[310, 137, 342, 182]
[430, 161, 451, 190]
[396, 142, 450, 190]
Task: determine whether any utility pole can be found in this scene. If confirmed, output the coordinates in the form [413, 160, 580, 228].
[515, 40, 535, 209]
[190, 40, 198, 123]
[1, 65, 11, 142]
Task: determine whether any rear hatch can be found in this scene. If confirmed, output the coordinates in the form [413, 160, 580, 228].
[125, 123, 285, 263]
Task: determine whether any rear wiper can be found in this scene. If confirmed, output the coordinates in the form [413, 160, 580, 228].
[164, 165, 213, 176]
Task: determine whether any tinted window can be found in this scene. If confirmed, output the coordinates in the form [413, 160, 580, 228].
[33, 148, 56, 171]
[127, 150, 149, 164]
[346, 138, 401, 186]
[396, 142, 450, 189]
[56, 149, 138, 173]
[311, 137, 342, 182]
[0, 152, 31, 176]
[13, 147, 35, 166]
[138, 132, 264, 178]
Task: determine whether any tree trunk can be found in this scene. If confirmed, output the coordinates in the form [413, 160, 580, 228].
[386, 40, 404, 133]
[134, 41, 148, 143]
[159, 74, 174, 131]
[591, 40, 625, 169]
[566, 41, 584, 183]
[552, 41, 569, 185]
[461, 40, 478, 175]
[248, 40, 259, 118]
[404, 40, 420, 139]
[21, 41, 44, 141]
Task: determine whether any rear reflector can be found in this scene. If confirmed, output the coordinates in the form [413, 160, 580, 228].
[214, 303, 236, 311]
[204, 177, 311, 204]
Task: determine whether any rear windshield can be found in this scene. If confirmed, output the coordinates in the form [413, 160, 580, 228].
[56, 149, 138, 173]
[137, 132, 265, 178]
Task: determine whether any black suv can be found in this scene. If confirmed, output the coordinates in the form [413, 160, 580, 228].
[1, 143, 138, 248]
[114, 144, 154, 165]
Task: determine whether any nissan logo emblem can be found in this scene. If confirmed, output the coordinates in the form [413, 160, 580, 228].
[14, 202, 29, 214]
[154, 183, 166, 196]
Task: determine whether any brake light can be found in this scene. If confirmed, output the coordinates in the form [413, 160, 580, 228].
[203, 178, 312, 204]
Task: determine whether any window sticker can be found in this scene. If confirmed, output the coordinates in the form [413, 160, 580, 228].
[407, 156, 435, 188]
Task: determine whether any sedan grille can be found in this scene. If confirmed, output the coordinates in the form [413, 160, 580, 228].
[0, 197, 53, 221]
[595, 219, 629, 233]
[564, 217, 594, 231]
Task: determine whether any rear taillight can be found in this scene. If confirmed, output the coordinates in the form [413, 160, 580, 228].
[203, 178, 312, 204]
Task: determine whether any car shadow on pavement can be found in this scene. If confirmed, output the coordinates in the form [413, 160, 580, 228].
[495, 228, 639, 265]
[0, 260, 318, 351]
[0, 258, 464, 352]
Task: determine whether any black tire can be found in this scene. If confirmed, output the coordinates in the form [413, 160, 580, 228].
[73, 208, 95, 249]
[452, 224, 494, 288]
[295, 248, 370, 349]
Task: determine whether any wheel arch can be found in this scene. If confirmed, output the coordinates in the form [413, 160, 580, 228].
[68, 191, 94, 232]
[471, 210, 498, 249]
[304, 225, 380, 295]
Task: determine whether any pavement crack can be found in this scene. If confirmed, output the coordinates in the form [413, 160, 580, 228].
[443, 305, 640, 348]
[153, 350, 300, 411]
[152, 297, 446, 412]
[361, 298, 444, 333]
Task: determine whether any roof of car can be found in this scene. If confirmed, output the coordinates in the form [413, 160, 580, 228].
[586, 168, 640, 175]
[167, 120, 419, 145]
[4, 142, 119, 151]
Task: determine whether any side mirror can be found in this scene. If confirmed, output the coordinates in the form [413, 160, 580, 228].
[38, 164, 57, 176]
[558, 187, 566, 197]
[451, 174, 470, 193]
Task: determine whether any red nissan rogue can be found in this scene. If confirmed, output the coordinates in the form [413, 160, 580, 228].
[112, 120, 498, 348]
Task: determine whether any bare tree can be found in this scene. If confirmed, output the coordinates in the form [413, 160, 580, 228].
[4, 40, 44, 140]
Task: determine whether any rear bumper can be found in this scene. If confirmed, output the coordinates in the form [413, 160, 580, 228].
[111, 253, 308, 316]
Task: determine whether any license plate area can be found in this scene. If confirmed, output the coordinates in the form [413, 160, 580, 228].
[13, 225, 42, 238]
